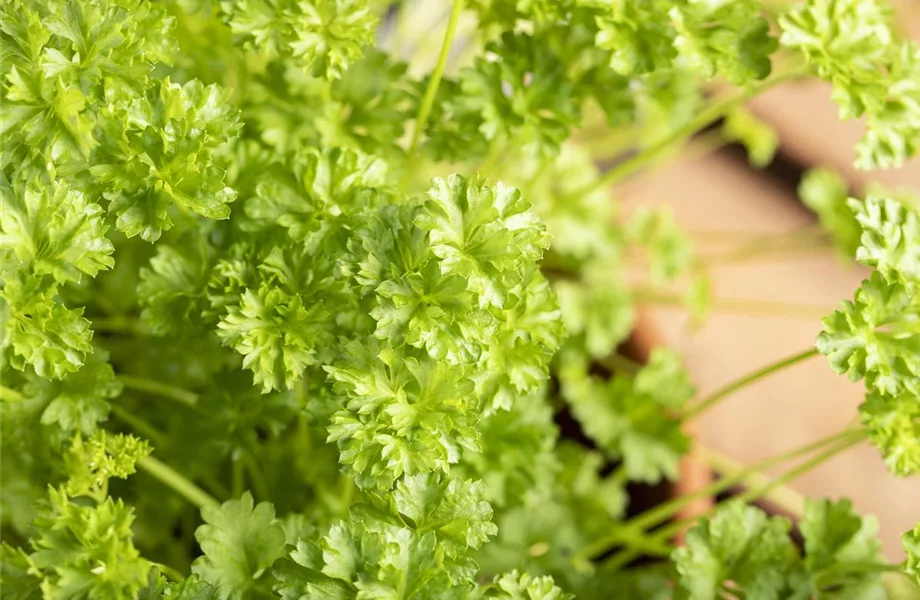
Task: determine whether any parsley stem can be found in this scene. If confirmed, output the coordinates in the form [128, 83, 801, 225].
[682, 347, 820, 420]
[117, 374, 200, 407]
[583, 65, 807, 194]
[634, 289, 830, 320]
[401, 0, 465, 188]
[138, 454, 220, 512]
[601, 431, 864, 571]
[697, 443, 806, 517]
[0, 385, 25, 403]
[110, 404, 168, 447]
[575, 428, 861, 564]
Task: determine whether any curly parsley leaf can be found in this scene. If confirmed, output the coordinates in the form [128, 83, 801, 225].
[192, 492, 287, 600]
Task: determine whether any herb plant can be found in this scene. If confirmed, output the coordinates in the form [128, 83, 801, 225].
[1, 0, 919, 598]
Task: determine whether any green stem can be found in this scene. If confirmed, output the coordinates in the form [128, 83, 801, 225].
[0, 385, 26, 403]
[232, 458, 244, 498]
[117, 374, 199, 407]
[698, 444, 806, 517]
[92, 315, 143, 334]
[582, 65, 807, 194]
[602, 431, 864, 572]
[138, 455, 220, 511]
[156, 563, 185, 581]
[109, 404, 168, 447]
[401, 0, 464, 188]
[243, 453, 270, 503]
[575, 428, 861, 564]
[682, 348, 820, 420]
[733, 431, 865, 506]
[596, 353, 642, 376]
[634, 289, 831, 320]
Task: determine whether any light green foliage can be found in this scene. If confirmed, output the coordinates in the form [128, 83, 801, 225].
[219, 0, 378, 79]
[273, 473, 498, 596]
[780, 0, 920, 169]
[192, 493, 287, 600]
[1, 0, 914, 597]
[850, 194, 920, 284]
[326, 342, 482, 489]
[26, 488, 151, 600]
[0, 180, 113, 284]
[591, 0, 775, 84]
[627, 207, 695, 285]
[723, 109, 778, 168]
[674, 501, 798, 600]
[92, 79, 240, 242]
[1, 272, 94, 379]
[798, 499, 885, 598]
[560, 349, 694, 483]
[799, 168, 861, 259]
[675, 500, 886, 599]
[63, 432, 151, 500]
[905, 525, 920, 585]
[482, 570, 572, 600]
[860, 390, 920, 476]
[817, 272, 920, 397]
[24, 350, 121, 436]
[820, 189, 920, 476]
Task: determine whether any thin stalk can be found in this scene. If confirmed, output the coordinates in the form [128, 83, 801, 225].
[602, 432, 864, 571]
[110, 404, 168, 447]
[597, 353, 642, 375]
[243, 453, 270, 503]
[734, 431, 865, 506]
[232, 459, 244, 499]
[574, 428, 861, 563]
[0, 385, 26, 403]
[698, 443, 805, 517]
[91, 315, 143, 334]
[581, 65, 807, 194]
[634, 289, 831, 320]
[701, 235, 833, 266]
[138, 455, 220, 511]
[401, 0, 464, 187]
[117, 374, 199, 407]
[156, 563, 185, 581]
[682, 348, 819, 420]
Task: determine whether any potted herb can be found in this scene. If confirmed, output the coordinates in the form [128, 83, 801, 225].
[1, 0, 918, 598]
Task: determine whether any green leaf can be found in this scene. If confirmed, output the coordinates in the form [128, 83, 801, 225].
[723, 108, 778, 168]
[0, 178, 114, 284]
[627, 207, 695, 285]
[799, 168, 861, 259]
[673, 501, 797, 600]
[560, 356, 691, 483]
[416, 175, 551, 309]
[850, 193, 920, 284]
[670, 0, 776, 85]
[905, 524, 920, 585]
[28, 488, 151, 600]
[482, 570, 572, 600]
[860, 390, 920, 476]
[0, 544, 42, 600]
[326, 341, 480, 490]
[1, 273, 93, 379]
[219, 0, 377, 79]
[817, 272, 920, 396]
[392, 473, 498, 556]
[192, 492, 287, 600]
[93, 79, 240, 242]
[25, 349, 121, 436]
[63, 432, 151, 500]
[798, 498, 885, 599]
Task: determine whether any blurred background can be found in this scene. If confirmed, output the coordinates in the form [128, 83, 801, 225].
[623, 0, 920, 558]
